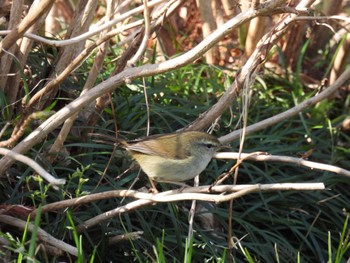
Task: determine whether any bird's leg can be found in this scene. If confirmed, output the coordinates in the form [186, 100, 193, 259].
[148, 178, 159, 194]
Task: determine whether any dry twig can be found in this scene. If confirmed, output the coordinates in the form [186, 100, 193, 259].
[0, 147, 65, 185]
[0, 215, 77, 256]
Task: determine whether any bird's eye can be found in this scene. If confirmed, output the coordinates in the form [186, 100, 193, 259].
[204, 143, 214, 149]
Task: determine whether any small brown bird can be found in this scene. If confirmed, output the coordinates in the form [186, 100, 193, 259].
[121, 131, 221, 186]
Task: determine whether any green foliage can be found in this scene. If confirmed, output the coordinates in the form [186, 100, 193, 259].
[0, 89, 10, 119]
[153, 230, 167, 263]
[27, 205, 42, 263]
[331, 214, 350, 263]
[66, 211, 85, 262]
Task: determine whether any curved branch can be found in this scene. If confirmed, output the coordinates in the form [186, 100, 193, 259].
[0, 148, 65, 185]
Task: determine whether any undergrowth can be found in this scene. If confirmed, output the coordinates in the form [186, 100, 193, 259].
[0, 60, 349, 262]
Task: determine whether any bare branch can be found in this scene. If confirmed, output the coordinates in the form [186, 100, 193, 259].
[0, 215, 77, 256]
[33, 183, 325, 214]
[74, 182, 324, 231]
[30, 182, 325, 232]
[0, 148, 65, 185]
[214, 152, 350, 178]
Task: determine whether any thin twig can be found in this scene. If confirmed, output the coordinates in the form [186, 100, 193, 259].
[127, 0, 151, 66]
[76, 199, 152, 232]
[0, 148, 65, 185]
[214, 152, 350, 178]
[108, 231, 144, 245]
[187, 174, 199, 256]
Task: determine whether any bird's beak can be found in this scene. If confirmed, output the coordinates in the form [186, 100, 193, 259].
[218, 144, 232, 151]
